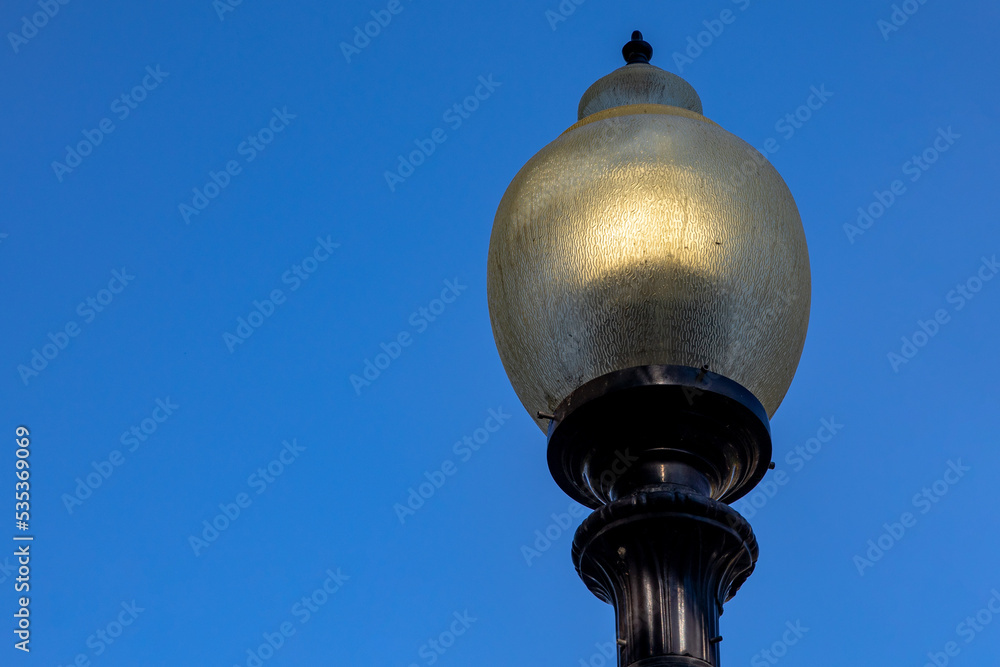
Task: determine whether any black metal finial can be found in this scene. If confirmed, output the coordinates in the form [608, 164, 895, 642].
[623, 30, 652, 64]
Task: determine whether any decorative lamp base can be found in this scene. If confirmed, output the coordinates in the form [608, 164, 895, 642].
[546, 365, 770, 666]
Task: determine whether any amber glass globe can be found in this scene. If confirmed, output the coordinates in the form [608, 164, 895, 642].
[487, 60, 810, 432]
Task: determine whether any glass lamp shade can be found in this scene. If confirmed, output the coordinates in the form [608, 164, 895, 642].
[487, 63, 810, 432]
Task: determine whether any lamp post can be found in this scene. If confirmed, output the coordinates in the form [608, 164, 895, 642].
[487, 32, 810, 667]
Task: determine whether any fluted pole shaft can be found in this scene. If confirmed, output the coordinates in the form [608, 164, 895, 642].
[573, 488, 757, 667]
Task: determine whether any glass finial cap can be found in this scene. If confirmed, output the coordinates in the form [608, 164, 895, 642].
[580, 32, 703, 120]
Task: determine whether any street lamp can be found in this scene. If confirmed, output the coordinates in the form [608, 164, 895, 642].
[487, 32, 810, 666]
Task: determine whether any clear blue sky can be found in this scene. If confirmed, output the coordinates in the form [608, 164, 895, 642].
[3, 0, 999, 665]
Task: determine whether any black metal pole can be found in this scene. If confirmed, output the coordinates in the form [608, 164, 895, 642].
[546, 365, 770, 667]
